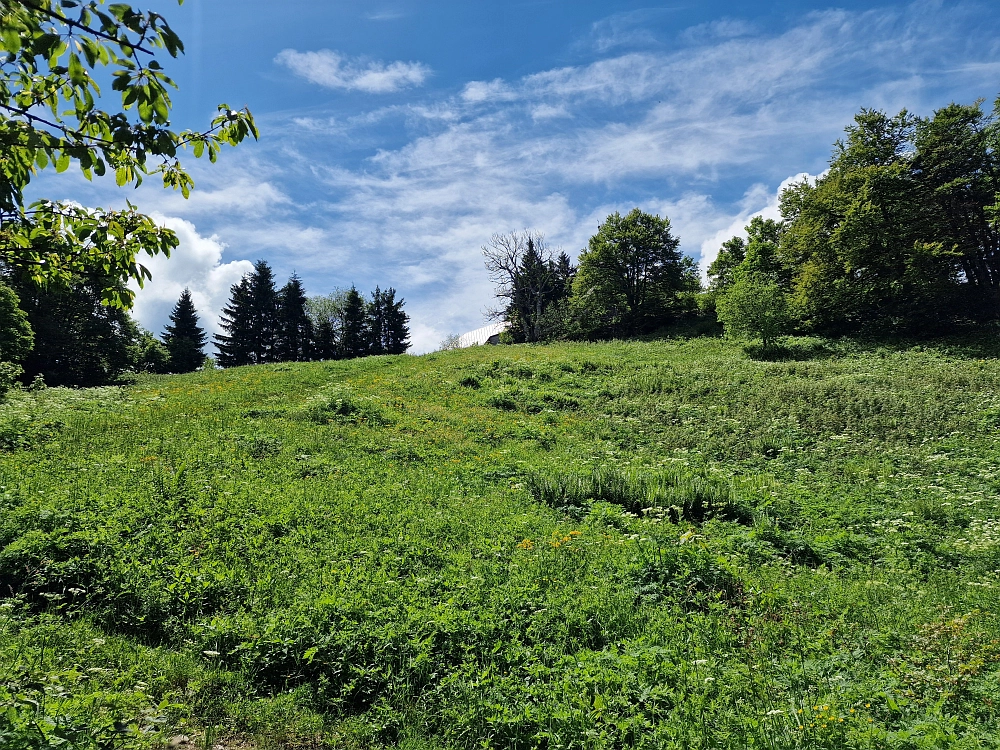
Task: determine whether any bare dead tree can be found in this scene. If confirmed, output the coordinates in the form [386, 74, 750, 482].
[482, 230, 564, 342]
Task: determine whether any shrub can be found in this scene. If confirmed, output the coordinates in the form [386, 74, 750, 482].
[716, 274, 793, 351]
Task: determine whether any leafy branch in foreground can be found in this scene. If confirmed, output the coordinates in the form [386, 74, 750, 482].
[0, 0, 258, 306]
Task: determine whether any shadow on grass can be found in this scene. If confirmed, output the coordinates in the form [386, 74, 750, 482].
[742, 338, 834, 361]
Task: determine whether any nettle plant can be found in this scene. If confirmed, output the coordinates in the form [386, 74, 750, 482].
[0, 0, 258, 307]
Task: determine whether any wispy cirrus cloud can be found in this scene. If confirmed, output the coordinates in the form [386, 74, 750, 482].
[275, 49, 431, 93]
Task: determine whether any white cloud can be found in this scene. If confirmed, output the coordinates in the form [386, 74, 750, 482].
[461, 79, 517, 104]
[129, 216, 254, 344]
[272, 2, 1000, 353]
[367, 10, 406, 21]
[686, 173, 821, 277]
[275, 49, 431, 93]
[47, 2, 1000, 356]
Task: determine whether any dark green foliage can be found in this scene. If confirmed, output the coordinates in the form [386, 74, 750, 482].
[246, 261, 280, 364]
[275, 275, 313, 362]
[218, 277, 406, 366]
[366, 286, 410, 355]
[707, 236, 746, 292]
[214, 276, 254, 368]
[313, 320, 336, 360]
[0, 282, 32, 365]
[573, 208, 699, 336]
[339, 286, 368, 359]
[775, 101, 1000, 334]
[161, 289, 207, 373]
[913, 101, 1000, 291]
[483, 232, 575, 342]
[132, 330, 170, 374]
[8, 272, 141, 386]
[215, 261, 279, 367]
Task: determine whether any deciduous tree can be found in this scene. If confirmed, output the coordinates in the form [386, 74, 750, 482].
[483, 231, 571, 342]
[573, 209, 696, 334]
[0, 0, 257, 306]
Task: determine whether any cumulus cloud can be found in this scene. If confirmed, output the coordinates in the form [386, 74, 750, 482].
[129, 216, 254, 344]
[275, 49, 431, 93]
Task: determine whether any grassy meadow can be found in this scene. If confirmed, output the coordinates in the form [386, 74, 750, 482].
[2, 336, 1000, 749]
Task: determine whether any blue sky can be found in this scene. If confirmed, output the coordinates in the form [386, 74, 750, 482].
[35, 0, 1000, 352]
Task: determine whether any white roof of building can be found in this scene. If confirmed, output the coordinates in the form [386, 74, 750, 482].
[457, 321, 509, 348]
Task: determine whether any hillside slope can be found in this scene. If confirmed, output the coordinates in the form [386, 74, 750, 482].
[2, 337, 1000, 749]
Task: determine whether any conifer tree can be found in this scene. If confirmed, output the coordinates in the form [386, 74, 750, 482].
[161, 288, 207, 372]
[247, 260, 279, 363]
[313, 320, 337, 360]
[366, 286, 387, 355]
[276, 274, 313, 362]
[215, 277, 254, 367]
[340, 286, 368, 359]
[381, 288, 411, 355]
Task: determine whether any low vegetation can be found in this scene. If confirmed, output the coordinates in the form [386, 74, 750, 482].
[3, 335, 1000, 749]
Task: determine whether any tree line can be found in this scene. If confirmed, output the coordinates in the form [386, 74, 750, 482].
[213, 260, 410, 367]
[0, 259, 409, 388]
[482, 208, 699, 343]
[484, 96, 1000, 349]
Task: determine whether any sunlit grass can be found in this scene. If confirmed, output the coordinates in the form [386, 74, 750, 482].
[2, 335, 1000, 748]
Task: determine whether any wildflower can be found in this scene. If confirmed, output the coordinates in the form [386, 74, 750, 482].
[516, 539, 534, 550]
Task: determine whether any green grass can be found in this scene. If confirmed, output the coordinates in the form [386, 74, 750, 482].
[2, 336, 1000, 749]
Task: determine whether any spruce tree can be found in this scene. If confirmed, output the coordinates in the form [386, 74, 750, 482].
[214, 277, 254, 367]
[366, 286, 386, 355]
[247, 260, 279, 363]
[340, 286, 368, 359]
[276, 274, 313, 362]
[313, 320, 337, 360]
[161, 288, 207, 372]
[381, 288, 411, 355]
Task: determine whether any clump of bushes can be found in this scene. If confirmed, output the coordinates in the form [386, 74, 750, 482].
[634, 546, 743, 607]
[292, 388, 388, 425]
